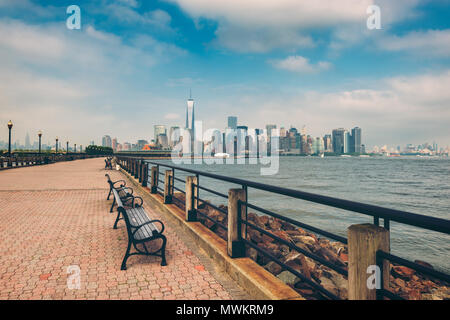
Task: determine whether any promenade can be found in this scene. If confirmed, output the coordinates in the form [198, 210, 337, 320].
[0, 158, 248, 300]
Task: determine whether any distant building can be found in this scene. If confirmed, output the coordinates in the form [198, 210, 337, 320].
[351, 127, 362, 153]
[154, 125, 166, 141]
[169, 126, 180, 148]
[323, 134, 332, 152]
[137, 139, 149, 150]
[102, 135, 112, 148]
[332, 128, 347, 154]
[112, 138, 118, 151]
[186, 92, 195, 132]
[227, 116, 237, 130]
[25, 132, 31, 149]
[157, 134, 169, 149]
[265, 124, 277, 137]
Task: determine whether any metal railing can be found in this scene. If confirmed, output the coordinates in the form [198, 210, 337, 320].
[0, 154, 102, 169]
[116, 156, 450, 300]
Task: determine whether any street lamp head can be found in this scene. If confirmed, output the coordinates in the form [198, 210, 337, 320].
[38, 130, 42, 137]
[56, 137, 59, 141]
[7, 120, 13, 129]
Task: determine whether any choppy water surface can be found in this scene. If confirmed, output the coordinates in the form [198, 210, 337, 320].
[148, 156, 450, 272]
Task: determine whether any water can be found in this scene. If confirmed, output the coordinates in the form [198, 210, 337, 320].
[148, 156, 450, 272]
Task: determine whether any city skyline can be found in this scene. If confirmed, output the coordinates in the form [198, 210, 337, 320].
[1, 1, 450, 149]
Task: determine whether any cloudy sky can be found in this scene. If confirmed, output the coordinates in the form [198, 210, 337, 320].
[0, 0, 449, 149]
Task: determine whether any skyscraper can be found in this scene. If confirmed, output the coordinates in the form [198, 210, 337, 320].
[25, 132, 31, 149]
[186, 91, 195, 132]
[154, 125, 166, 141]
[102, 135, 112, 148]
[332, 128, 347, 154]
[227, 116, 237, 129]
[351, 127, 362, 153]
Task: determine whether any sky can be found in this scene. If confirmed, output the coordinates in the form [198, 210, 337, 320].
[0, 0, 449, 149]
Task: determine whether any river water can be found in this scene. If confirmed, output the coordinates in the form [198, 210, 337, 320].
[147, 156, 450, 272]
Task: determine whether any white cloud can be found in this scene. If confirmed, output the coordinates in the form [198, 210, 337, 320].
[166, 0, 421, 53]
[0, 19, 186, 145]
[378, 29, 450, 57]
[271, 56, 331, 74]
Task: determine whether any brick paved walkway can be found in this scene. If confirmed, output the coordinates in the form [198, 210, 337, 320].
[0, 158, 248, 300]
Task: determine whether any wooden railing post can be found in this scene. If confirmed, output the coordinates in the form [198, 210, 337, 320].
[150, 166, 158, 193]
[185, 176, 198, 221]
[138, 160, 143, 183]
[348, 223, 390, 300]
[227, 189, 246, 258]
[142, 163, 148, 187]
[164, 170, 173, 204]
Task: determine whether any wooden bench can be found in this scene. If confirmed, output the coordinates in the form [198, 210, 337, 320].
[111, 188, 167, 270]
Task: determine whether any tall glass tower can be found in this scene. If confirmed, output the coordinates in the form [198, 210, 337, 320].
[186, 90, 195, 132]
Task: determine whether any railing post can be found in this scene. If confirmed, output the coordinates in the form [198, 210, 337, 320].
[150, 166, 158, 193]
[164, 170, 173, 204]
[348, 223, 390, 300]
[138, 160, 143, 183]
[142, 163, 148, 187]
[227, 189, 246, 258]
[185, 176, 198, 221]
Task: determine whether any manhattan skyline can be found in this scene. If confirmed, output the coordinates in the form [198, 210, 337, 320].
[1, 1, 450, 149]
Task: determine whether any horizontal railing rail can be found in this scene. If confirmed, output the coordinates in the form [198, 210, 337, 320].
[115, 156, 450, 300]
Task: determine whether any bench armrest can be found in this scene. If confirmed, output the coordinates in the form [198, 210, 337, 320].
[132, 219, 165, 236]
[122, 195, 142, 208]
[117, 186, 133, 195]
[112, 180, 127, 188]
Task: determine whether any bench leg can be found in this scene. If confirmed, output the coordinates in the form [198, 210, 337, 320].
[107, 188, 112, 200]
[160, 235, 168, 266]
[110, 198, 116, 213]
[121, 239, 132, 270]
[113, 211, 121, 229]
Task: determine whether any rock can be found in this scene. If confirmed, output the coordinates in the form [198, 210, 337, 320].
[293, 241, 311, 254]
[246, 247, 258, 262]
[280, 220, 296, 231]
[273, 230, 292, 243]
[392, 266, 415, 280]
[268, 218, 282, 231]
[261, 233, 275, 244]
[414, 260, 433, 269]
[248, 229, 263, 243]
[277, 271, 299, 286]
[339, 252, 348, 263]
[264, 261, 283, 275]
[259, 216, 269, 226]
[279, 244, 290, 256]
[286, 255, 311, 280]
[294, 236, 316, 246]
[319, 276, 339, 298]
[393, 278, 405, 288]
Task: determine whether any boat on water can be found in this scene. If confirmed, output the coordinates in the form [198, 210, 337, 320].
[213, 153, 230, 159]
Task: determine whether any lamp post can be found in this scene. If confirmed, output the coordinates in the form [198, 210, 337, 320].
[7, 120, 13, 157]
[56, 137, 59, 153]
[80, 145, 82, 153]
[66, 141, 69, 154]
[74, 144, 77, 153]
[38, 130, 42, 155]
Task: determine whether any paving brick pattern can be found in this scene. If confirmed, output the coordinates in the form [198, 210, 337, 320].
[0, 159, 248, 300]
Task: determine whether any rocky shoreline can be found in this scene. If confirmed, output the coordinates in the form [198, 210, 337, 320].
[172, 193, 449, 300]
